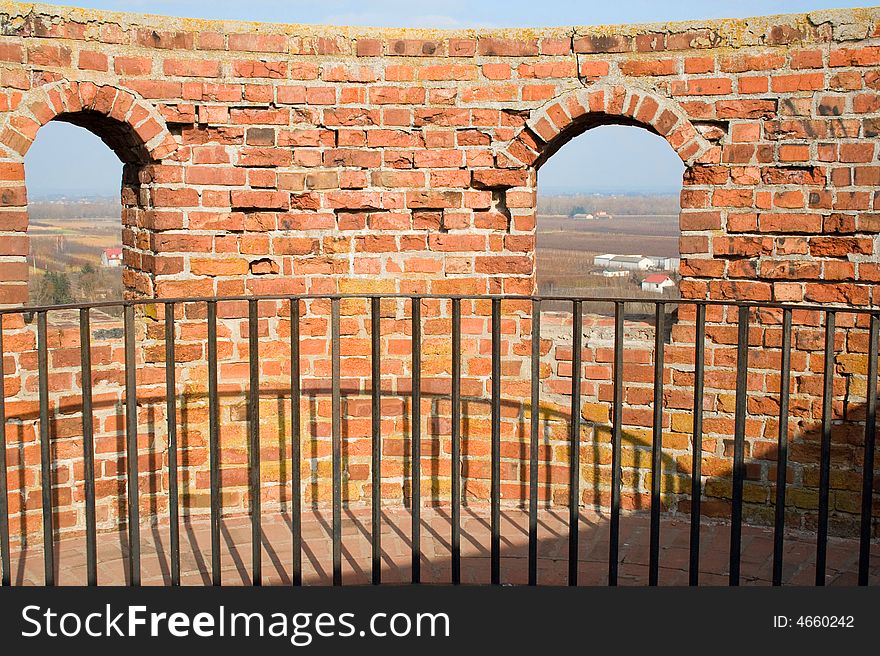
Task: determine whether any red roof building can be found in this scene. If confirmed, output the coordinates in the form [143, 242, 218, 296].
[101, 247, 123, 267]
[641, 273, 675, 293]
[643, 274, 670, 284]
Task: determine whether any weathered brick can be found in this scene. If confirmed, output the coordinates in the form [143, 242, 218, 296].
[0, 5, 875, 545]
[620, 59, 677, 76]
[228, 33, 287, 53]
[163, 58, 221, 77]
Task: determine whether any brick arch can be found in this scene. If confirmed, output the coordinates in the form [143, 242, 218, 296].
[0, 80, 177, 163]
[498, 84, 718, 170]
[0, 81, 178, 305]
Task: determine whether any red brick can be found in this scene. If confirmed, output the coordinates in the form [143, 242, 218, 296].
[479, 38, 538, 57]
[738, 76, 768, 94]
[28, 43, 71, 67]
[829, 46, 880, 67]
[231, 190, 289, 210]
[233, 60, 287, 78]
[572, 34, 631, 54]
[771, 74, 824, 92]
[228, 33, 288, 53]
[356, 39, 382, 57]
[715, 100, 776, 118]
[78, 50, 107, 71]
[0, 43, 23, 63]
[185, 166, 247, 186]
[190, 257, 248, 276]
[758, 213, 823, 233]
[620, 59, 676, 76]
[388, 39, 442, 57]
[135, 28, 194, 50]
[675, 78, 732, 95]
[482, 63, 511, 80]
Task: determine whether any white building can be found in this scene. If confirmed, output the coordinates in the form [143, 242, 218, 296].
[101, 247, 122, 267]
[593, 254, 615, 268]
[646, 255, 681, 271]
[593, 254, 653, 271]
[641, 273, 675, 293]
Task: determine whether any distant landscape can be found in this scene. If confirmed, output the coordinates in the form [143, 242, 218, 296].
[535, 193, 680, 303]
[27, 196, 122, 305]
[25, 192, 681, 306]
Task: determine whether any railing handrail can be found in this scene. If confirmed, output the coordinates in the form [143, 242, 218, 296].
[4, 292, 880, 316]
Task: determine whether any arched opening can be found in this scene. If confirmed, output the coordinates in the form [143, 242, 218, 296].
[0, 81, 178, 308]
[499, 85, 714, 315]
[536, 123, 685, 307]
[24, 120, 124, 305]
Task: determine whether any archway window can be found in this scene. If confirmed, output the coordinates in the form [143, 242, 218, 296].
[0, 81, 176, 308]
[536, 124, 685, 303]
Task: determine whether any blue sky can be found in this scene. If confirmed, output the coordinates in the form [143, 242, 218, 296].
[34, 0, 876, 30]
[25, 1, 876, 197]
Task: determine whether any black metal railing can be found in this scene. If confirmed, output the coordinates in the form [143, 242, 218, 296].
[0, 294, 877, 587]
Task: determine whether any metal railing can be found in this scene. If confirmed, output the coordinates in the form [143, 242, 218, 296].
[0, 293, 877, 587]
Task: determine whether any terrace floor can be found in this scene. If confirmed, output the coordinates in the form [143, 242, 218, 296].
[6, 506, 879, 586]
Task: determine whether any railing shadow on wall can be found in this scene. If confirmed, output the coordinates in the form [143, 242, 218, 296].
[2, 386, 688, 579]
[4, 386, 878, 587]
[0, 294, 877, 587]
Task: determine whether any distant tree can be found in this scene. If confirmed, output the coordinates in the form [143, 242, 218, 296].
[76, 263, 101, 299]
[33, 271, 74, 305]
[569, 205, 587, 217]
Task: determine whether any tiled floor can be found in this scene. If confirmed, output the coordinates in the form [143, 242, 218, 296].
[6, 506, 878, 586]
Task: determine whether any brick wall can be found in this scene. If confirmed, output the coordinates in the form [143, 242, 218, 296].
[0, 3, 878, 545]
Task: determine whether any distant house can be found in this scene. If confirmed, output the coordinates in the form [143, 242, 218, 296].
[101, 247, 122, 267]
[646, 255, 681, 271]
[572, 213, 594, 220]
[641, 273, 675, 293]
[601, 270, 628, 278]
[594, 254, 653, 271]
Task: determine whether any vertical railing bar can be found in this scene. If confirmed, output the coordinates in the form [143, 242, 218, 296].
[0, 319, 8, 586]
[451, 298, 462, 585]
[858, 313, 878, 585]
[331, 298, 342, 586]
[569, 300, 582, 586]
[124, 304, 140, 586]
[729, 305, 750, 586]
[772, 307, 792, 586]
[207, 300, 221, 586]
[648, 302, 665, 586]
[491, 297, 501, 585]
[608, 302, 624, 586]
[164, 302, 179, 587]
[371, 297, 382, 586]
[688, 303, 705, 586]
[290, 299, 302, 587]
[80, 308, 97, 586]
[528, 299, 540, 586]
[816, 310, 836, 586]
[411, 297, 421, 584]
[248, 299, 261, 586]
[37, 311, 54, 586]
